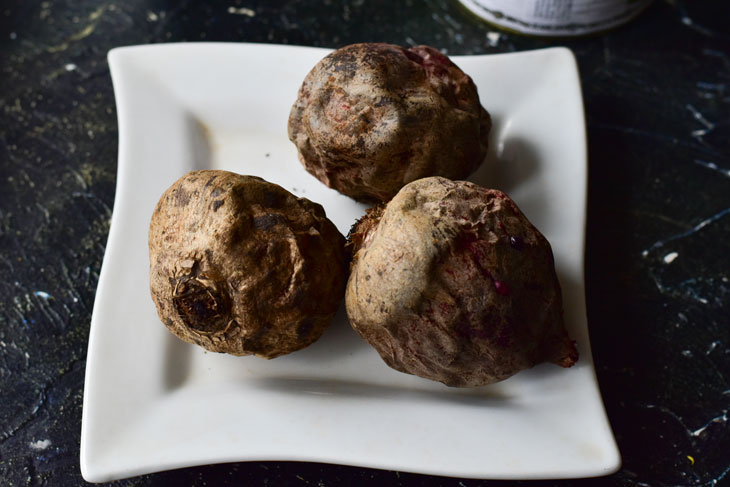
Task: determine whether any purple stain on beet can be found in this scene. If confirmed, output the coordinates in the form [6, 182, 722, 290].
[494, 280, 510, 296]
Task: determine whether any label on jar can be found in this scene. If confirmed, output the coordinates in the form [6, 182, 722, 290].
[458, 0, 654, 36]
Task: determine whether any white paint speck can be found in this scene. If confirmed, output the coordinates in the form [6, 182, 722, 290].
[681, 350, 693, 357]
[681, 16, 692, 26]
[692, 128, 707, 140]
[147, 11, 158, 22]
[706, 340, 721, 355]
[663, 252, 679, 264]
[30, 439, 51, 451]
[64, 63, 76, 71]
[227, 6, 255, 17]
[486, 31, 501, 47]
[10, 32, 17, 40]
[33, 291, 52, 300]
[87, 129, 94, 139]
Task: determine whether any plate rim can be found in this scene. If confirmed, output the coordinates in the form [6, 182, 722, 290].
[81, 42, 620, 482]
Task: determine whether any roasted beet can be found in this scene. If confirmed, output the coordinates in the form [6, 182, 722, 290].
[288, 43, 491, 203]
[346, 177, 578, 387]
[149, 170, 347, 358]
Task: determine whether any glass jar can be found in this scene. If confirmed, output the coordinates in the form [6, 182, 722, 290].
[458, 0, 654, 37]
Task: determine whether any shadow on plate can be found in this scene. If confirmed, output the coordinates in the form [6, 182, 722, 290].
[297, 301, 373, 362]
[162, 331, 194, 391]
[470, 117, 541, 196]
[555, 265, 592, 361]
[247, 375, 516, 407]
[186, 112, 213, 171]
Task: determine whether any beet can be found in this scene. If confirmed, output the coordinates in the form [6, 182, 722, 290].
[288, 43, 491, 203]
[149, 170, 347, 358]
[346, 177, 578, 387]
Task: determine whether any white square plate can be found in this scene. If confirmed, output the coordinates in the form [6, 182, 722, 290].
[81, 43, 620, 482]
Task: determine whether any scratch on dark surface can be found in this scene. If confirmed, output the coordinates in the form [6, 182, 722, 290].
[13, 287, 64, 331]
[594, 60, 660, 95]
[686, 103, 715, 130]
[642, 207, 730, 257]
[71, 191, 112, 219]
[694, 159, 730, 179]
[696, 81, 728, 100]
[680, 15, 711, 35]
[676, 5, 717, 38]
[709, 466, 730, 487]
[0, 389, 47, 443]
[704, 340, 722, 356]
[32, 291, 66, 330]
[46, 3, 111, 53]
[645, 404, 729, 439]
[686, 103, 716, 143]
[641, 202, 730, 305]
[34, 203, 51, 225]
[697, 81, 728, 91]
[659, 465, 730, 487]
[55, 355, 85, 380]
[702, 49, 730, 79]
[12, 294, 31, 324]
[429, 12, 464, 49]
[645, 269, 729, 307]
[662, 280, 712, 306]
[591, 122, 723, 158]
[0, 254, 15, 273]
[678, 278, 713, 304]
[69, 168, 89, 191]
[32, 203, 52, 242]
[440, 13, 463, 30]
[11, 307, 29, 328]
[59, 261, 86, 309]
[0, 339, 30, 369]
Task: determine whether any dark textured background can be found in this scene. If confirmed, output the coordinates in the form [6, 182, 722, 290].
[1, 0, 729, 485]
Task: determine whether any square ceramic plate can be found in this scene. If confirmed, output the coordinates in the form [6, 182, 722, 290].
[81, 43, 620, 482]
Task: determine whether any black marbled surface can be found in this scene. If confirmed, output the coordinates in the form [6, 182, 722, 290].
[1, 0, 729, 485]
